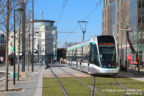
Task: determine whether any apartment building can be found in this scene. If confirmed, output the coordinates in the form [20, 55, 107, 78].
[102, 0, 144, 68]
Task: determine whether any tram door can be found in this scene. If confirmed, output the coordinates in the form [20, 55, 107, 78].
[88, 43, 92, 73]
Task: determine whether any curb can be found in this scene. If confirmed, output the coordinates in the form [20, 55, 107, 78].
[34, 71, 43, 96]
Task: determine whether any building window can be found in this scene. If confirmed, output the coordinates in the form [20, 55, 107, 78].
[142, 16, 144, 23]
[117, 12, 119, 22]
[142, 0, 144, 8]
[117, 0, 119, 9]
[138, 16, 142, 23]
[142, 32, 144, 39]
[138, 0, 142, 8]
[117, 24, 119, 33]
[138, 32, 140, 40]
[105, 10, 106, 17]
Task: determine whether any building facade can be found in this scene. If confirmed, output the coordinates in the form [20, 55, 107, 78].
[33, 20, 57, 63]
[8, 20, 57, 63]
[102, 0, 113, 35]
[102, 0, 144, 68]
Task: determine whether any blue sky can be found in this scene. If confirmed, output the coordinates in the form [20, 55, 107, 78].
[34, 0, 103, 48]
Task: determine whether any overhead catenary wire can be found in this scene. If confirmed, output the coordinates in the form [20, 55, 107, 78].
[57, 0, 68, 25]
[83, 0, 102, 20]
[72, 0, 102, 33]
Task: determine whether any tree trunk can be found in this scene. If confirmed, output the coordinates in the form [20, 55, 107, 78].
[5, 0, 10, 91]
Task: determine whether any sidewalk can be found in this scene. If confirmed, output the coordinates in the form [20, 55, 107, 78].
[0, 63, 44, 96]
[118, 70, 144, 82]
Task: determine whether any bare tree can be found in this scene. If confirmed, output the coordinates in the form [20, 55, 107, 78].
[5, 0, 10, 91]
[0, 0, 30, 91]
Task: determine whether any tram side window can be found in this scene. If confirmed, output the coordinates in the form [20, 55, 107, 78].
[72, 50, 76, 61]
[67, 51, 71, 61]
[83, 45, 90, 63]
[71, 50, 74, 61]
[73, 49, 77, 61]
[66, 51, 69, 60]
[69, 50, 72, 61]
[77, 47, 82, 62]
[90, 44, 100, 66]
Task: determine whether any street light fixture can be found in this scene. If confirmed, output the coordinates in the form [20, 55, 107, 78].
[78, 21, 88, 42]
[119, 23, 132, 72]
[13, 7, 24, 85]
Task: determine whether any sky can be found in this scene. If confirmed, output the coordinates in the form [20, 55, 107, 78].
[34, 0, 103, 48]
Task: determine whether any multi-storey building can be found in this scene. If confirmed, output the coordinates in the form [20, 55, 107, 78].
[32, 20, 57, 63]
[102, 0, 144, 68]
[8, 20, 57, 63]
[102, 0, 113, 35]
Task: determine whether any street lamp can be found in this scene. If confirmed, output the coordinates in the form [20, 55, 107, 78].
[13, 8, 24, 85]
[120, 23, 132, 72]
[77, 21, 88, 42]
[32, 0, 34, 72]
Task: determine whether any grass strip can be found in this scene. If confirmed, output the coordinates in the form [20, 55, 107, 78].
[117, 78, 144, 95]
[43, 77, 144, 96]
[59, 77, 91, 96]
[43, 78, 64, 96]
[79, 77, 126, 96]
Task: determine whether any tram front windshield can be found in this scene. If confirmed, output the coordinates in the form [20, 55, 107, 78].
[99, 45, 116, 68]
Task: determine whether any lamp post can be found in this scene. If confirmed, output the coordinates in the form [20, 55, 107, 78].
[120, 23, 132, 72]
[13, 8, 24, 85]
[78, 21, 88, 42]
[32, 0, 34, 72]
[21, 2, 26, 72]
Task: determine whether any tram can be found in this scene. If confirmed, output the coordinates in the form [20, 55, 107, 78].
[66, 35, 119, 75]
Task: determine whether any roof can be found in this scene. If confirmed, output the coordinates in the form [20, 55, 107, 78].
[33, 20, 55, 23]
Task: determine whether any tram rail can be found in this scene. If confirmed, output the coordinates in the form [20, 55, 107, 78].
[49, 67, 69, 96]
[59, 67, 105, 96]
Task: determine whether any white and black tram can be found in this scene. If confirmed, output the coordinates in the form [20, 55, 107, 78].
[66, 35, 119, 75]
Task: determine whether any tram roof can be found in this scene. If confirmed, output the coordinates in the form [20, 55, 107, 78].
[67, 41, 97, 51]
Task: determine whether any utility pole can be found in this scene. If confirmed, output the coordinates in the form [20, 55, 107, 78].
[5, 0, 10, 91]
[77, 21, 88, 42]
[137, 29, 140, 73]
[17, 24, 21, 80]
[120, 23, 132, 71]
[126, 31, 128, 71]
[22, 2, 26, 72]
[28, 11, 31, 71]
[77, 21, 88, 65]
[13, 9, 16, 85]
[32, 0, 34, 72]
